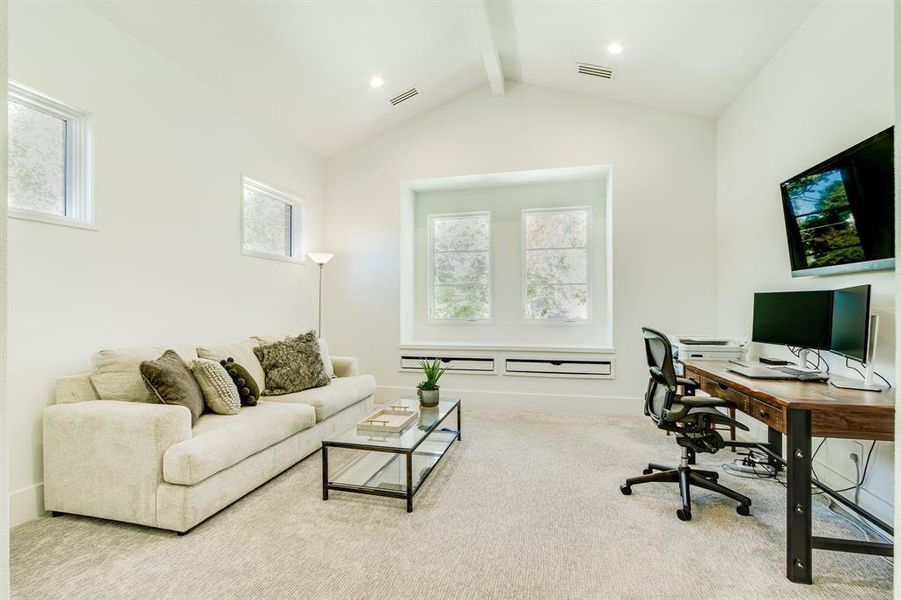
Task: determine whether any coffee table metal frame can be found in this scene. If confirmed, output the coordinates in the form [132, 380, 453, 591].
[321, 399, 461, 512]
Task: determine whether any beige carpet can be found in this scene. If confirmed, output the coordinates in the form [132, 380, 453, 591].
[11, 407, 892, 599]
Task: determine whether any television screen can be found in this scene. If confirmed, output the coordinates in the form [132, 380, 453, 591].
[780, 127, 894, 276]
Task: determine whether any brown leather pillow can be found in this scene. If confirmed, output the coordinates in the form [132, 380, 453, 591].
[140, 349, 205, 425]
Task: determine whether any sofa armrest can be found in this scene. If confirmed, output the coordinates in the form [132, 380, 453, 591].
[331, 356, 359, 378]
[43, 400, 192, 527]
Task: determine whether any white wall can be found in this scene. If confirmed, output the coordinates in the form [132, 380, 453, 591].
[0, 0, 10, 592]
[715, 0, 896, 523]
[325, 83, 717, 408]
[7, 0, 325, 526]
[411, 178, 609, 347]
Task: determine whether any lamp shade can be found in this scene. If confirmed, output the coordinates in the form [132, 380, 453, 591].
[308, 252, 334, 265]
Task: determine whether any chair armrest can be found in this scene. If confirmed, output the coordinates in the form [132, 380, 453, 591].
[331, 356, 359, 378]
[43, 400, 192, 527]
[676, 377, 699, 390]
[679, 396, 733, 409]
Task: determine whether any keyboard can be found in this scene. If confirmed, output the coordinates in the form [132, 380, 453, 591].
[678, 338, 730, 346]
[772, 366, 828, 381]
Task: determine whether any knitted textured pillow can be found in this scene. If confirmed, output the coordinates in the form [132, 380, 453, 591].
[192, 358, 241, 415]
[253, 331, 329, 396]
[219, 358, 261, 406]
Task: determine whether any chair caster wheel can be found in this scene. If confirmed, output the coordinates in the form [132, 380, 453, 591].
[736, 504, 750, 516]
[620, 484, 632, 495]
[642, 468, 653, 475]
[677, 509, 692, 521]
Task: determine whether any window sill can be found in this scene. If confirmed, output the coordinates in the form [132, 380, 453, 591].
[399, 342, 615, 354]
[8, 208, 96, 231]
[240, 248, 305, 264]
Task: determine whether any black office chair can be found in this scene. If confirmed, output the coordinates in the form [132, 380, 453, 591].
[620, 328, 752, 521]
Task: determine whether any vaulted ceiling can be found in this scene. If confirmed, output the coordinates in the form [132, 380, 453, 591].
[82, 0, 819, 156]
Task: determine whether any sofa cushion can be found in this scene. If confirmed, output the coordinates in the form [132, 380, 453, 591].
[196, 339, 266, 393]
[163, 401, 316, 486]
[263, 374, 376, 421]
[91, 345, 199, 402]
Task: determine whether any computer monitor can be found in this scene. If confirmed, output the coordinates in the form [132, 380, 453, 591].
[830, 285, 871, 362]
[751, 290, 833, 350]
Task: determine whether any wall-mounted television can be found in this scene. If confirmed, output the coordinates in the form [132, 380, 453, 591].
[780, 126, 894, 277]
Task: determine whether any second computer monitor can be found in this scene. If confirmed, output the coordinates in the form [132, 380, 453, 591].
[752, 290, 833, 350]
[830, 285, 871, 362]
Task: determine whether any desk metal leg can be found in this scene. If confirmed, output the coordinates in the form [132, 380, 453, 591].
[767, 426, 783, 472]
[786, 409, 812, 584]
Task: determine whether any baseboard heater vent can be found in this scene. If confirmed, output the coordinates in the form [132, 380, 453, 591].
[400, 355, 495, 373]
[505, 358, 613, 378]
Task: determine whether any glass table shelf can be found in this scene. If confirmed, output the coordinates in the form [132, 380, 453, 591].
[322, 398, 461, 512]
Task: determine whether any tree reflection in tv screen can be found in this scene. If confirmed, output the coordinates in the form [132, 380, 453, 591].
[786, 169, 864, 268]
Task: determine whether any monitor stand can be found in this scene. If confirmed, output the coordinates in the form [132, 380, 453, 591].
[829, 314, 886, 393]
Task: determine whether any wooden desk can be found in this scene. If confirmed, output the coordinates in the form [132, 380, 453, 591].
[682, 360, 894, 585]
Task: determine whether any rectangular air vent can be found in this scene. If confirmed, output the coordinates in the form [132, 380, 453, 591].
[577, 63, 614, 79]
[389, 88, 419, 105]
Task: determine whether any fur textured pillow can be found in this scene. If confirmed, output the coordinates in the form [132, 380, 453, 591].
[140, 350, 205, 425]
[192, 359, 241, 415]
[220, 358, 261, 406]
[253, 331, 329, 396]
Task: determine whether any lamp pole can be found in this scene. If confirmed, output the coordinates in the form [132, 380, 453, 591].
[318, 262, 324, 337]
[307, 253, 334, 338]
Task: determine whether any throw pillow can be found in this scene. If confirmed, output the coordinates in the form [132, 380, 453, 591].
[196, 339, 267, 394]
[192, 359, 241, 415]
[220, 358, 261, 406]
[318, 338, 336, 379]
[253, 331, 329, 396]
[140, 350, 205, 425]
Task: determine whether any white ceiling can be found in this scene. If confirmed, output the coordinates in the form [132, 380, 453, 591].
[82, 0, 819, 157]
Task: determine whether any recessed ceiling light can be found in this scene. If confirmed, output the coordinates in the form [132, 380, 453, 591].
[370, 75, 384, 89]
[607, 42, 623, 55]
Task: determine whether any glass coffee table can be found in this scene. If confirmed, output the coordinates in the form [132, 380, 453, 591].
[322, 398, 461, 512]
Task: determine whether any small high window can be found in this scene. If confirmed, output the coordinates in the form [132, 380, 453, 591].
[241, 176, 304, 262]
[7, 81, 93, 226]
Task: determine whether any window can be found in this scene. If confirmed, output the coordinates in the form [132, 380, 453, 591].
[523, 207, 590, 321]
[7, 81, 92, 226]
[429, 212, 491, 320]
[241, 177, 304, 262]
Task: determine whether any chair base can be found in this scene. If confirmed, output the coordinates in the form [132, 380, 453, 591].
[620, 463, 752, 521]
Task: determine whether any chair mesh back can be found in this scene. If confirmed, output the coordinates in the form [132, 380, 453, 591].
[642, 328, 678, 420]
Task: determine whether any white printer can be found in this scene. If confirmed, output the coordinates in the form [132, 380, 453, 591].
[669, 336, 746, 362]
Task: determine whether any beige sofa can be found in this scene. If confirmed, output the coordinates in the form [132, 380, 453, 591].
[43, 341, 375, 533]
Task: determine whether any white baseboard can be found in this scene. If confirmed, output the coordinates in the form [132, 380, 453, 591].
[375, 385, 643, 415]
[10, 483, 45, 527]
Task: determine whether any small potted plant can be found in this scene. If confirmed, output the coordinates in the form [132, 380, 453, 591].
[417, 359, 446, 408]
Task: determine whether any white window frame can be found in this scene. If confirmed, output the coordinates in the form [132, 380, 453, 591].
[7, 80, 94, 229]
[521, 206, 593, 324]
[428, 211, 493, 323]
[240, 175, 305, 263]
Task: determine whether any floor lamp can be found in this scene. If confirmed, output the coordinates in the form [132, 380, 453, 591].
[308, 252, 334, 337]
